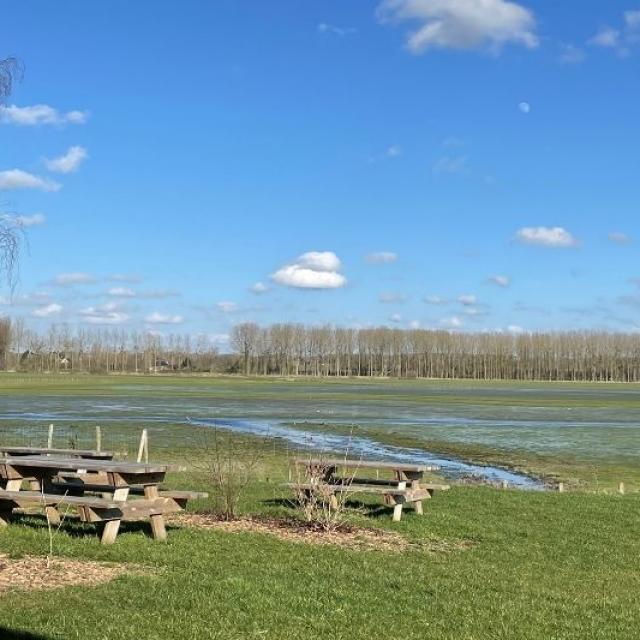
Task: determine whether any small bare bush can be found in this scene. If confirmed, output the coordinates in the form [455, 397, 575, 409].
[198, 428, 266, 520]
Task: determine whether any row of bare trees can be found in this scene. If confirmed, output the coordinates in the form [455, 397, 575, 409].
[0, 319, 219, 374]
[231, 322, 640, 382]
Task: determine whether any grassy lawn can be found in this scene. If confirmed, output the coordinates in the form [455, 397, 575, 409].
[0, 439, 638, 639]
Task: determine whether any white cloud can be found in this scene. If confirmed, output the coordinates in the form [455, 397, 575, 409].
[109, 274, 142, 283]
[52, 272, 96, 286]
[108, 287, 135, 297]
[458, 294, 477, 305]
[32, 303, 63, 318]
[518, 101, 531, 114]
[145, 312, 184, 325]
[424, 295, 448, 304]
[489, 275, 510, 287]
[379, 292, 407, 303]
[80, 304, 130, 325]
[0, 104, 89, 126]
[387, 145, 402, 157]
[272, 251, 347, 289]
[3, 213, 46, 227]
[409, 320, 421, 329]
[508, 324, 524, 333]
[317, 23, 357, 36]
[0, 169, 61, 192]
[216, 301, 239, 313]
[589, 27, 620, 48]
[559, 43, 586, 64]
[366, 251, 398, 264]
[377, 0, 538, 54]
[433, 155, 468, 174]
[389, 313, 403, 323]
[515, 226, 579, 248]
[250, 282, 270, 294]
[45, 146, 88, 174]
[626, 10, 640, 29]
[609, 232, 631, 245]
[441, 315, 463, 328]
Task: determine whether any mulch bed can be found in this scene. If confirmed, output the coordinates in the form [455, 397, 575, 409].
[170, 513, 474, 554]
[0, 554, 142, 593]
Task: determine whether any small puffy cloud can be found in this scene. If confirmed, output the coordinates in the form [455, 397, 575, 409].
[589, 27, 620, 48]
[250, 282, 270, 294]
[424, 295, 448, 305]
[626, 10, 640, 29]
[515, 226, 579, 248]
[508, 324, 524, 334]
[559, 43, 586, 64]
[0, 169, 61, 192]
[4, 213, 45, 227]
[386, 145, 402, 157]
[377, 0, 539, 54]
[217, 301, 239, 313]
[317, 23, 356, 36]
[108, 287, 135, 297]
[80, 304, 130, 325]
[0, 104, 89, 126]
[272, 251, 346, 289]
[441, 315, 463, 328]
[458, 294, 477, 306]
[45, 146, 88, 174]
[145, 312, 184, 325]
[379, 292, 407, 304]
[32, 303, 63, 318]
[609, 232, 631, 245]
[389, 313, 403, 323]
[409, 320, 421, 329]
[366, 251, 398, 264]
[52, 272, 96, 286]
[518, 101, 531, 114]
[433, 155, 468, 175]
[489, 275, 510, 287]
[109, 274, 142, 283]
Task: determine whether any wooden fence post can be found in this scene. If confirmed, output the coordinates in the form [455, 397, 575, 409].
[557, 482, 564, 493]
[47, 424, 54, 449]
[618, 482, 625, 495]
[137, 429, 149, 463]
[95, 426, 102, 453]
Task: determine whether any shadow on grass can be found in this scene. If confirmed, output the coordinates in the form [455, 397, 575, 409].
[261, 497, 396, 519]
[0, 628, 52, 640]
[9, 513, 180, 541]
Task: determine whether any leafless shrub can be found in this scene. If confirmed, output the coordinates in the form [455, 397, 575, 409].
[197, 427, 266, 520]
[290, 452, 360, 532]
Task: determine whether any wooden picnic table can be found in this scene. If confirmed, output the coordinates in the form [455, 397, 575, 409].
[293, 458, 449, 521]
[0, 446, 113, 460]
[0, 456, 203, 544]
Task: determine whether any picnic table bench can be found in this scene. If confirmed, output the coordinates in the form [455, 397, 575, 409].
[0, 456, 207, 544]
[292, 458, 450, 521]
[0, 446, 113, 460]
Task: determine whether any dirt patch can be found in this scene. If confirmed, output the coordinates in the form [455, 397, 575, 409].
[0, 554, 142, 593]
[171, 513, 474, 554]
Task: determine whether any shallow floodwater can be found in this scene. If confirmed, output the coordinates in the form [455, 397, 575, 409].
[1, 380, 638, 488]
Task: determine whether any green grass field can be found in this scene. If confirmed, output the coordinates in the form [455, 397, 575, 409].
[0, 374, 639, 638]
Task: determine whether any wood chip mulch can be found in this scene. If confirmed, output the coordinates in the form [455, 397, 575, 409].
[170, 513, 474, 554]
[0, 554, 142, 593]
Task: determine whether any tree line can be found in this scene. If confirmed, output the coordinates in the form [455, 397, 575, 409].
[3, 318, 640, 381]
[0, 319, 219, 374]
[231, 322, 640, 382]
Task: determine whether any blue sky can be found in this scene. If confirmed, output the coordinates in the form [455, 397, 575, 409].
[2, 0, 640, 345]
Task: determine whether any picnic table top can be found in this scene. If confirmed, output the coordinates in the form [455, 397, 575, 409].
[0, 457, 185, 474]
[0, 446, 113, 459]
[295, 458, 440, 473]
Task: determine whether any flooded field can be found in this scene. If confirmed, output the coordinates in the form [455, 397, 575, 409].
[0, 375, 638, 488]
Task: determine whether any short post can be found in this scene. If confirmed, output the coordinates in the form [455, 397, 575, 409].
[95, 426, 102, 453]
[501, 480, 509, 490]
[137, 429, 149, 464]
[618, 482, 625, 495]
[557, 482, 564, 493]
[47, 424, 54, 449]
